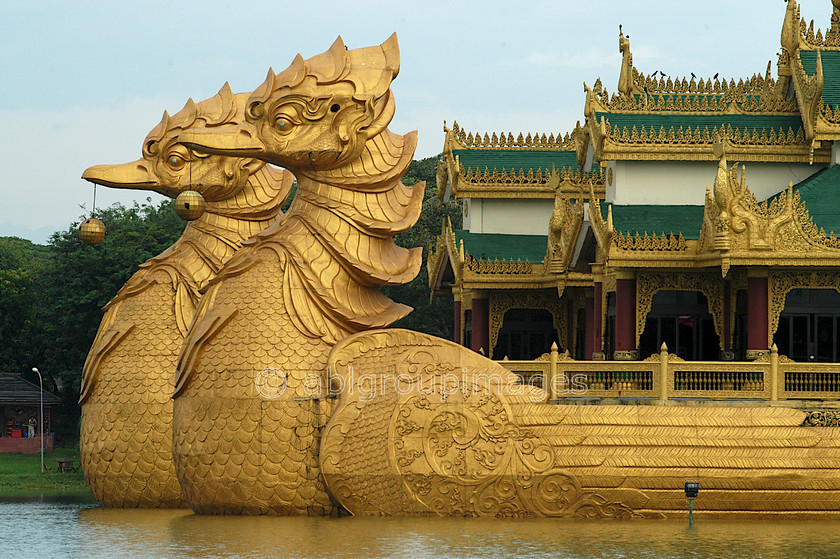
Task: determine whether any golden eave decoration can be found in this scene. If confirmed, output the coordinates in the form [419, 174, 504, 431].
[437, 121, 605, 200]
[589, 143, 840, 275]
[587, 194, 697, 271]
[581, 24, 829, 164]
[428, 217, 463, 293]
[446, 120, 577, 151]
[697, 149, 840, 276]
[427, 198, 589, 295]
[584, 116, 824, 163]
[782, 1, 840, 144]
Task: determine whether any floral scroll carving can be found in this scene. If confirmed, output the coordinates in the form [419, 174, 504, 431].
[322, 329, 641, 518]
[802, 410, 840, 427]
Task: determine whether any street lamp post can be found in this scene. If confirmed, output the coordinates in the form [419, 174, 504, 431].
[31, 367, 44, 474]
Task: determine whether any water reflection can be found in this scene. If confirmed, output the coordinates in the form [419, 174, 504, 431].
[2, 498, 840, 559]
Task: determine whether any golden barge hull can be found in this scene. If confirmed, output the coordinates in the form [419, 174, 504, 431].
[321, 330, 840, 519]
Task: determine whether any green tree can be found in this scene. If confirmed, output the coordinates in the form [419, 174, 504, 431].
[0, 237, 50, 373]
[385, 155, 462, 339]
[23, 200, 184, 432]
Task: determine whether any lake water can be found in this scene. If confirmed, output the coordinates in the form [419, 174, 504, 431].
[2, 496, 840, 558]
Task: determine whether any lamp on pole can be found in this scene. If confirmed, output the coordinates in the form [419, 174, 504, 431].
[31, 367, 44, 474]
[684, 481, 699, 526]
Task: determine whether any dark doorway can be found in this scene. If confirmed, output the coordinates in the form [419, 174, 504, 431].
[638, 290, 718, 360]
[775, 289, 840, 362]
[494, 308, 559, 360]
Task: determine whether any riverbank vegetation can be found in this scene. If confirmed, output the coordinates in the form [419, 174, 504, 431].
[0, 441, 92, 497]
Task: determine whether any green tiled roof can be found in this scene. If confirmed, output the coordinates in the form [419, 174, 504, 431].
[596, 112, 804, 133]
[602, 205, 705, 240]
[453, 149, 586, 174]
[453, 230, 547, 263]
[800, 50, 840, 107]
[786, 165, 840, 235]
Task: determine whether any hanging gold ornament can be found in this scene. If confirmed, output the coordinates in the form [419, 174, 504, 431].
[79, 218, 106, 245]
[174, 190, 205, 221]
[79, 184, 105, 245]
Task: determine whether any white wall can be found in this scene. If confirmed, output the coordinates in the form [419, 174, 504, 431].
[465, 198, 554, 235]
[608, 160, 825, 205]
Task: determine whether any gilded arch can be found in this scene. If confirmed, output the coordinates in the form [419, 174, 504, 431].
[488, 291, 567, 359]
[635, 272, 727, 351]
[769, 271, 840, 347]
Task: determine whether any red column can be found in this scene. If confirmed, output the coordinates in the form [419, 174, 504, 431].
[722, 280, 733, 357]
[589, 280, 603, 359]
[615, 277, 637, 359]
[453, 300, 462, 345]
[471, 297, 490, 355]
[747, 275, 769, 359]
[566, 296, 574, 353]
[584, 296, 595, 360]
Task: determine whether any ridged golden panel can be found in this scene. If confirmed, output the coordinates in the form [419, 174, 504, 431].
[324, 329, 840, 519]
[171, 35, 424, 515]
[80, 85, 294, 508]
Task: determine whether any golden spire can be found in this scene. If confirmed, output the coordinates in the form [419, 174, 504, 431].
[617, 25, 634, 96]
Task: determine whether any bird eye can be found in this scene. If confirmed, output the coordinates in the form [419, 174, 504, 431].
[167, 153, 186, 169]
[274, 116, 294, 134]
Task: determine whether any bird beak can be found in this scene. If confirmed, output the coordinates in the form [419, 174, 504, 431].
[179, 124, 266, 158]
[82, 160, 157, 190]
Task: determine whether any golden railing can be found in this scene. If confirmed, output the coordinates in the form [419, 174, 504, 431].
[499, 343, 840, 403]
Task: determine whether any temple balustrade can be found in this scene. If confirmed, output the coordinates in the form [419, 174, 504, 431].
[499, 342, 840, 404]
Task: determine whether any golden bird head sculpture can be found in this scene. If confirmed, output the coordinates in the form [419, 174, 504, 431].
[82, 84, 282, 204]
[179, 34, 400, 171]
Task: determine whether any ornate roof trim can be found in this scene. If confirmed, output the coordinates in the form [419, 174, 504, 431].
[613, 231, 687, 252]
[439, 121, 605, 200]
[545, 194, 585, 274]
[446, 121, 576, 151]
[426, 210, 594, 295]
[782, 2, 840, 144]
[587, 184, 612, 262]
[589, 85, 798, 116]
[608, 26, 787, 103]
[790, 48, 823, 141]
[697, 147, 840, 277]
[582, 26, 822, 162]
[782, 0, 840, 51]
[586, 116, 828, 162]
[464, 253, 534, 275]
[454, 165, 605, 199]
[427, 217, 462, 292]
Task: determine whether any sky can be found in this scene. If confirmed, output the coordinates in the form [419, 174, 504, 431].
[0, 0, 834, 244]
